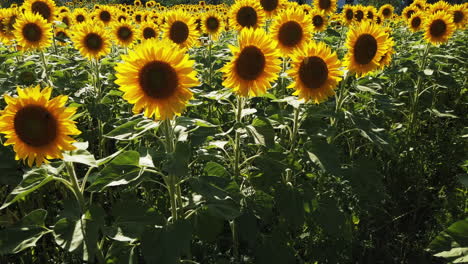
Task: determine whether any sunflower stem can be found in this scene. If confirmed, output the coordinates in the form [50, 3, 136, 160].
[65, 162, 85, 211]
[162, 119, 179, 222]
[39, 51, 51, 86]
[233, 96, 243, 180]
[289, 105, 301, 152]
[408, 42, 430, 139]
[208, 35, 213, 89]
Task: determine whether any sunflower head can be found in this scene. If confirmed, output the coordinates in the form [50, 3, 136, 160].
[355, 5, 365, 22]
[451, 4, 467, 29]
[203, 11, 224, 40]
[139, 22, 159, 40]
[259, 0, 282, 17]
[22, 0, 56, 23]
[423, 10, 456, 45]
[430, 1, 451, 15]
[55, 27, 69, 46]
[310, 9, 328, 32]
[342, 5, 354, 24]
[163, 10, 199, 49]
[270, 8, 311, 56]
[94, 5, 114, 25]
[221, 27, 281, 97]
[313, 0, 337, 15]
[71, 22, 111, 60]
[72, 8, 87, 24]
[229, 0, 266, 31]
[344, 21, 393, 76]
[402, 6, 417, 21]
[13, 12, 52, 51]
[112, 21, 136, 47]
[408, 11, 424, 32]
[115, 39, 200, 120]
[379, 4, 394, 19]
[287, 41, 342, 104]
[0, 85, 81, 167]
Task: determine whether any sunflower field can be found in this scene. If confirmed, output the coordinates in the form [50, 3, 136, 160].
[0, 0, 467, 263]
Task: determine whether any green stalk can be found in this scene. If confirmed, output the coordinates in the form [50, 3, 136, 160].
[233, 96, 243, 179]
[289, 105, 301, 152]
[39, 51, 51, 86]
[65, 162, 85, 210]
[208, 35, 213, 89]
[162, 119, 178, 222]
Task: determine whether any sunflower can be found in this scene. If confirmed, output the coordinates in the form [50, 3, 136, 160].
[202, 11, 224, 40]
[344, 21, 392, 76]
[375, 15, 383, 25]
[94, 5, 114, 25]
[287, 41, 342, 103]
[22, 0, 56, 23]
[0, 8, 19, 44]
[134, 11, 145, 24]
[342, 5, 354, 25]
[402, 6, 417, 21]
[72, 8, 87, 24]
[112, 21, 136, 47]
[162, 11, 199, 49]
[134, 0, 142, 7]
[229, 0, 266, 31]
[114, 39, 200, 120]
[0, 86, 81, 167]
[14, 12, 52, 51]
[379, 4, 394, 20]
[451, 4, 467, 29]
[430, 1, 451, 14]
[55, 27, 69, 46]
[423, 11, 455, 45]
[71, 22, 111, 60]
[259, 0, 282, 17]
[378, 37, 394, 70]
[412, 0, 427, 10]
[313, 0, 337, 16]
[408, 11, 424, 32]
[310, 9, 328, 32]
[270, 8, 311, 56]
[139, 21, 159, 40]
[355, 5, 365, 22]
[365, 6, 377, 21]
[57, 12, 71, 27]
[221, 28, 281, 97]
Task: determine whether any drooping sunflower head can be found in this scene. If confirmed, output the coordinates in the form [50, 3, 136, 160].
[310, 9, 328, 32]
[423, 10, 455, 45]
[270, 8, 312, 56]
[72, 8, 87, 24]
[229, 0, 266, 31]
[451, 4, 467, 29]
[313, 0, 337, 16]
[344, 21, 392, 76]
[71, 22, 111, 60]
[94, 5, 114, 25]
[112, 21, 136, 47]
[202, 11, 224, 40]
[408, 11, 424, 32]
[221, 27, 281, 97]
[162, 10, 199, 49]
[22, 0, 56, 23]
[139, 21, 159, 40]
[13, 12, 52, 51]
[115, 39, 200, 120]
[379, 4, 394, 19]
[287, 41, 342, 104]
[259, 0, 282, 17]
[342, 5, 354, 25]
[0, 85, 81, 167]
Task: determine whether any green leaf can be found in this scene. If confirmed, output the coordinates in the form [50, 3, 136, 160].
[105, 117, 159, 141]
[275, 184, 304, 229]
[0, 168, 55, 210]
[246, 117, 275, 148]
[176, 116, 217, 127]
[105, 241, 137, 264]
[204, 161, 229, 177]
[63, 142, 97, 167]
[306, 138, 342, 176]
[164, 142, 190, 178]
[0, 209, 50, 254]
[192, 206, 224, 242]
[428, 219, 468, 263]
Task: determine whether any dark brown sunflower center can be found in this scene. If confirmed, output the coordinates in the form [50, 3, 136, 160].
[206, 17, 220, 31]
[299, 56, 328, 89]
[84, 33, 103, 51]
[319, 0, 331, 10]
[31, 1, 51, 20]
[143, 27, 156, 39]
[118, 26, 132, 41]
[382, 8, 390, 17]
[62, 16, 70, 26]
[312, 15, 324, 27]
[430, 19, 447, 37]
[14, 105, 57, 147]
[260, 0, 278, 12]
[345, 9, 353, 20]
[354, 34, 377, 65]
[406, 10, 415, 19]
[367, 11, 374, 19]
[139, 61, 179, 99]
[356, 10, 364, 21]
[118, 15, 126, 22]
[22, 23, 42, 42]
[411, 16, 421, 28]
[454, 11, 463, 23]
[376, 16, 382, 24]
[235, 45, 265, 81]
[169, 21, 189, 44]
[99, 11, 111, 22]
[278, 21, 303, 47]
[76, 14, 85, 22]
[236, 6, 257, 28]
[56, 31, 68, 41]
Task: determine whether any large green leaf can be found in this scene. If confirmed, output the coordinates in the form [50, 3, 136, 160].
[0, 209, 50, 254]
[105, 116, 159, 141]
[246, 117, 275, 148]
[305, 138, 342, 176]
[62, 142, 97, 167]
[428, 219, 468, 263]
[0, 168, 55, 210]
